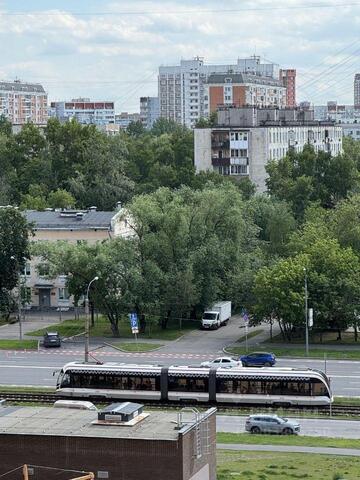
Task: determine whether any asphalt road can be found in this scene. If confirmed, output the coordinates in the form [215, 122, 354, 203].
[0, 344, 359, 396]
[217, 415, 360, 438]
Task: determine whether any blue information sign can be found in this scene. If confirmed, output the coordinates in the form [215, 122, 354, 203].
[129, 313, 139, 332]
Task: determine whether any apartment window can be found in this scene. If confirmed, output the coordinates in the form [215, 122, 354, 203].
[58, 287, 70, 301]
[225, 96, 232, 101]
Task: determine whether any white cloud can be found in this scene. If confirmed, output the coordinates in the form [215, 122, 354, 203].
[0, 0, 358, 109]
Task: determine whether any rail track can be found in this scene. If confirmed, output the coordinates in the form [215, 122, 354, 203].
[0, 392, 359, 416]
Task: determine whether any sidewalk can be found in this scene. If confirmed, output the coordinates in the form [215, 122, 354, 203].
[217, 443, 360, 456]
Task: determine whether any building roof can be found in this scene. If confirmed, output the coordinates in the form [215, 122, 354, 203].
[25, 209, 117, 231]
[0, 406, 183, 441]
[0, 81, 46, 94]
[206, 73, 282, 87]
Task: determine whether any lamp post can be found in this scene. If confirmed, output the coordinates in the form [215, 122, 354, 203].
[84, 276, 99, 363]
[10, 256, 23, 340]
[304, 267, 309, 356]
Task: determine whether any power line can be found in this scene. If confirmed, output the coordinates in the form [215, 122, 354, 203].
[1, 2, 360, 16]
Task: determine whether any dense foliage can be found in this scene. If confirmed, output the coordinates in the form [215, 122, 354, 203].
[4, 114, 360, 341]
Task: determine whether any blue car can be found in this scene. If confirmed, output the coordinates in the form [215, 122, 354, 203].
[240, 352, 276, 367]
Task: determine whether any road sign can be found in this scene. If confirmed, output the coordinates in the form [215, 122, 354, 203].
[242, 309, 249, 326]
[308, 308, 313, 328]
[129, 313, 139, 333]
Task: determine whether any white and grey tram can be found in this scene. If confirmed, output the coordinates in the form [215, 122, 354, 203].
[56, 362, 332, 406]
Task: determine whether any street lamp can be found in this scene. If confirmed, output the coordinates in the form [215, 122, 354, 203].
[10, 256, 23, 340]
[84, 276, 99, 362]
[304, 267, 309, 356]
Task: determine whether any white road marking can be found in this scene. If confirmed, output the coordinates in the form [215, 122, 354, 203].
[0, 365, 60, 369]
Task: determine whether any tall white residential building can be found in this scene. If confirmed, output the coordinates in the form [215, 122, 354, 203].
[159, 56, 280, 128]
[194, 106, 342, 192]
[0, 80, 48, 125]
[140, 96, 159, 129]
[49, 98, 115, 125]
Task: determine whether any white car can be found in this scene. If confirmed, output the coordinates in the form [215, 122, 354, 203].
[200, 357, 242, 368]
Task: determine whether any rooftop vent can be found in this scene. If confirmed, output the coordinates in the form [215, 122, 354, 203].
[89, 206, 97, 211]
[96, 402, 146, 425]
[76, 212, 84, 220]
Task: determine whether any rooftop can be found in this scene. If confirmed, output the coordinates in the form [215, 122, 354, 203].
[0, 406, 182, 441]
[206, 72, 282, 87]
[0, 80, 46, 94]
[25, 209, 117, 230]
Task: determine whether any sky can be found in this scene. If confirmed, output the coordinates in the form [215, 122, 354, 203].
[1, 0, 360, 112]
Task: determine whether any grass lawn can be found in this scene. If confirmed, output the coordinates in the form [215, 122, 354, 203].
[236, 329, 264, 343]
[112, 342, 163, 352]
[0, 385, 55, 393]
[226, 345, 360, 360]
[217, 450, 360, 480]
[0, 340, 38, 350]
[217, 432, 360, 449]
[26, 316, 200, 340]
[271, 330, 360, 345]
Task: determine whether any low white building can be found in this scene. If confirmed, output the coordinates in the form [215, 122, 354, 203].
[194, 106, 343, 192]
[22, 207, 133, 310]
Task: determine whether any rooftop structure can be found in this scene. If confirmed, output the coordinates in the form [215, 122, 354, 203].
[0, 405, 216, 480]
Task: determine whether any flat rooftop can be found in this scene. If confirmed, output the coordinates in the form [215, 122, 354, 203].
[0, 407, 182, 441]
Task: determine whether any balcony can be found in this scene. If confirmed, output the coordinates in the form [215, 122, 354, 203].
[212, 157, 230, 166]
[212, 140, 230, 149]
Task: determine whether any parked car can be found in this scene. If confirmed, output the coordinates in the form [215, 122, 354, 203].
[245, 414, 300, 435]
[43, 332, 61, 348]
[200, 357, 242, 368]
[240, 352, 276, 367]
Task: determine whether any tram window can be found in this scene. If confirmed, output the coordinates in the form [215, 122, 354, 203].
[281, 381, 310, 396]
[60, 373, 71, 387]
[68, 372, 160, 391]
[168, 376, 208, 392]
[248, 381, 262, 394]
[311, 379, 327, 396]
[216, 379, 234, 393]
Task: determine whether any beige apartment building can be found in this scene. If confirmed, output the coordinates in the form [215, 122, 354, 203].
[0, 80, 48, 125]
[23, 207, 133, 310]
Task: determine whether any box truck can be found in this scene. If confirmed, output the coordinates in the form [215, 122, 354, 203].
[201, 301, 232, 330]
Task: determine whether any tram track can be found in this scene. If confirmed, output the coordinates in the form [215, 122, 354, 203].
[0, 391, 359, 417]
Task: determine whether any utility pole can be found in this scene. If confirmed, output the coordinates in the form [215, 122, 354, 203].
[304, 267, 309, 356]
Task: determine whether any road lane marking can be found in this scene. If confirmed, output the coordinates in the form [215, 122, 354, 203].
[0, 365, 61, 369]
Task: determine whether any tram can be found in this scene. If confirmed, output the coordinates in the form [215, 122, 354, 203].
[55, 362, 332, 406]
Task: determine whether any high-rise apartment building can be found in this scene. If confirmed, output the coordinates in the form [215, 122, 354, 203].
[204, 73, 286, 116]
[354, 74, 360, 108]
[140, 96, 159, 129]
[49, 98, 115, 125]
[159, 56, 281, 128]
[0, 80, 48, 125]
[279, 69, 296, 107]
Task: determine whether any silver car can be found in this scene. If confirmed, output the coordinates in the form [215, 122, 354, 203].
[245, 414, 300, 435]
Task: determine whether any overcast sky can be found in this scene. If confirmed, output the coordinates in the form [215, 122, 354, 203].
[1, 0, 360, 112]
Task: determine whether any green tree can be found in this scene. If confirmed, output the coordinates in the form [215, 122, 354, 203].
[0, 207, 32, 318]
[266, 145, 359, 219]
[47, 189, 76, 209]
[126, 120, 146, 137]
